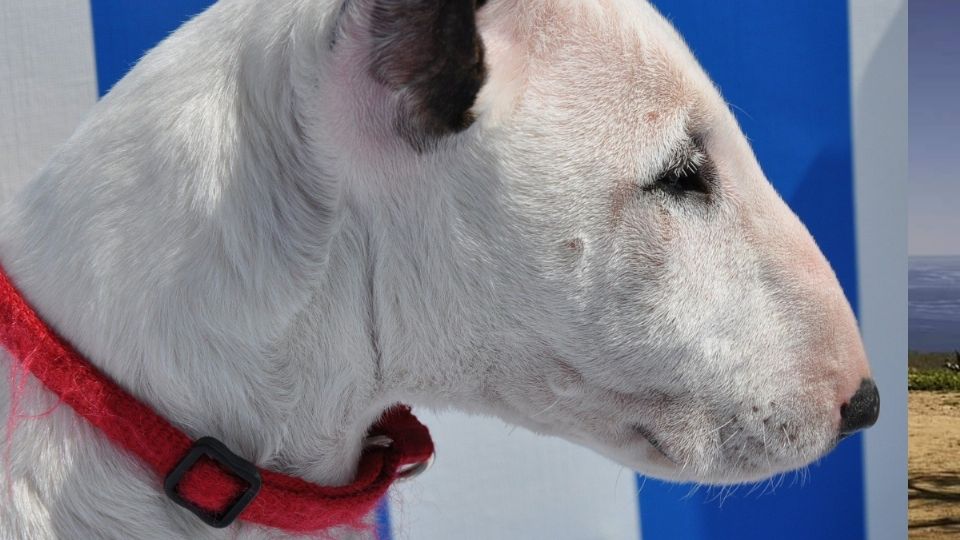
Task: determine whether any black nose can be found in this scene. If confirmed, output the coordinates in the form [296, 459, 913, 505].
[839, 378, 880, 437]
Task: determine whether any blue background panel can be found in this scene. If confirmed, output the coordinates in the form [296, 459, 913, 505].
[90, 1, 216, 96]
[639, 2, 863, 539]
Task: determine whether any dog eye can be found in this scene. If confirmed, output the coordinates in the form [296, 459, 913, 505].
[655, 165, 710, 195]
[651, 144, 714, 198]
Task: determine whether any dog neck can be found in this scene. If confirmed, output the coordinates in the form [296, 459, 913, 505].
[0, 147, 400, 540]
[0, 5, 405, 537]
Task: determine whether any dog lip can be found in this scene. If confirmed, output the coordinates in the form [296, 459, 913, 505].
[633, 424, 677, 464]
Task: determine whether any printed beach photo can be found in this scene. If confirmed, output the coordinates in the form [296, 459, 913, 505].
[908, 1, 960, 537]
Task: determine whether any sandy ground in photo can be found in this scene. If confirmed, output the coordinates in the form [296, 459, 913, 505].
[910, 391, 960, 539]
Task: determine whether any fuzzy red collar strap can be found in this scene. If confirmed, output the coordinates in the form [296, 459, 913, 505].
[0, 264, 433, 532]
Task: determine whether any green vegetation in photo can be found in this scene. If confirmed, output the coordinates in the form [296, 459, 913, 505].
[908, 350, 960, 391]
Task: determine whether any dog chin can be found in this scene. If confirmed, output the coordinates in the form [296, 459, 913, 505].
[586, 429, 836, 487]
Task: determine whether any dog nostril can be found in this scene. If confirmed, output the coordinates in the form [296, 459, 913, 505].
[839, 378, 880, 437]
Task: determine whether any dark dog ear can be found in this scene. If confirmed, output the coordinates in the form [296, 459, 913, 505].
[361, 0, 487, 150]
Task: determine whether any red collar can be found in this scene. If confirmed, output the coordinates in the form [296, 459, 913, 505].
[0, 264, 433, 532]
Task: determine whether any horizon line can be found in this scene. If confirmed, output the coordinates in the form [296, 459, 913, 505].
[909, 253, 960, 257]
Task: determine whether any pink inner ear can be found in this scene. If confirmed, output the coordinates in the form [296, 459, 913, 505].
[472, 26, 528, 120]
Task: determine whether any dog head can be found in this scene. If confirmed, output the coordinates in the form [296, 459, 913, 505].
[317, 0, 877, 484]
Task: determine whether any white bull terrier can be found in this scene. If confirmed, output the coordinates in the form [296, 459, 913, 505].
[0, 0, 878, 537]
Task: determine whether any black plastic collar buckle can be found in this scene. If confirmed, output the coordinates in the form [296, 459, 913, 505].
[164, 437, 263, 528]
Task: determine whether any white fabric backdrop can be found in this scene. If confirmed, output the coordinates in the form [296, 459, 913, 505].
[0, 0, 97, 200]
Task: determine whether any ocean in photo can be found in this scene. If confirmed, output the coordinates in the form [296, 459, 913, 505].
[909, 255, 960, 352]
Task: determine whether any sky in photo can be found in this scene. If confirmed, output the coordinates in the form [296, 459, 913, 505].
[910, 0, 960, 255]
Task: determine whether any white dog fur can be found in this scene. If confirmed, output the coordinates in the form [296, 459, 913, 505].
[0, 0, 872, 537]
